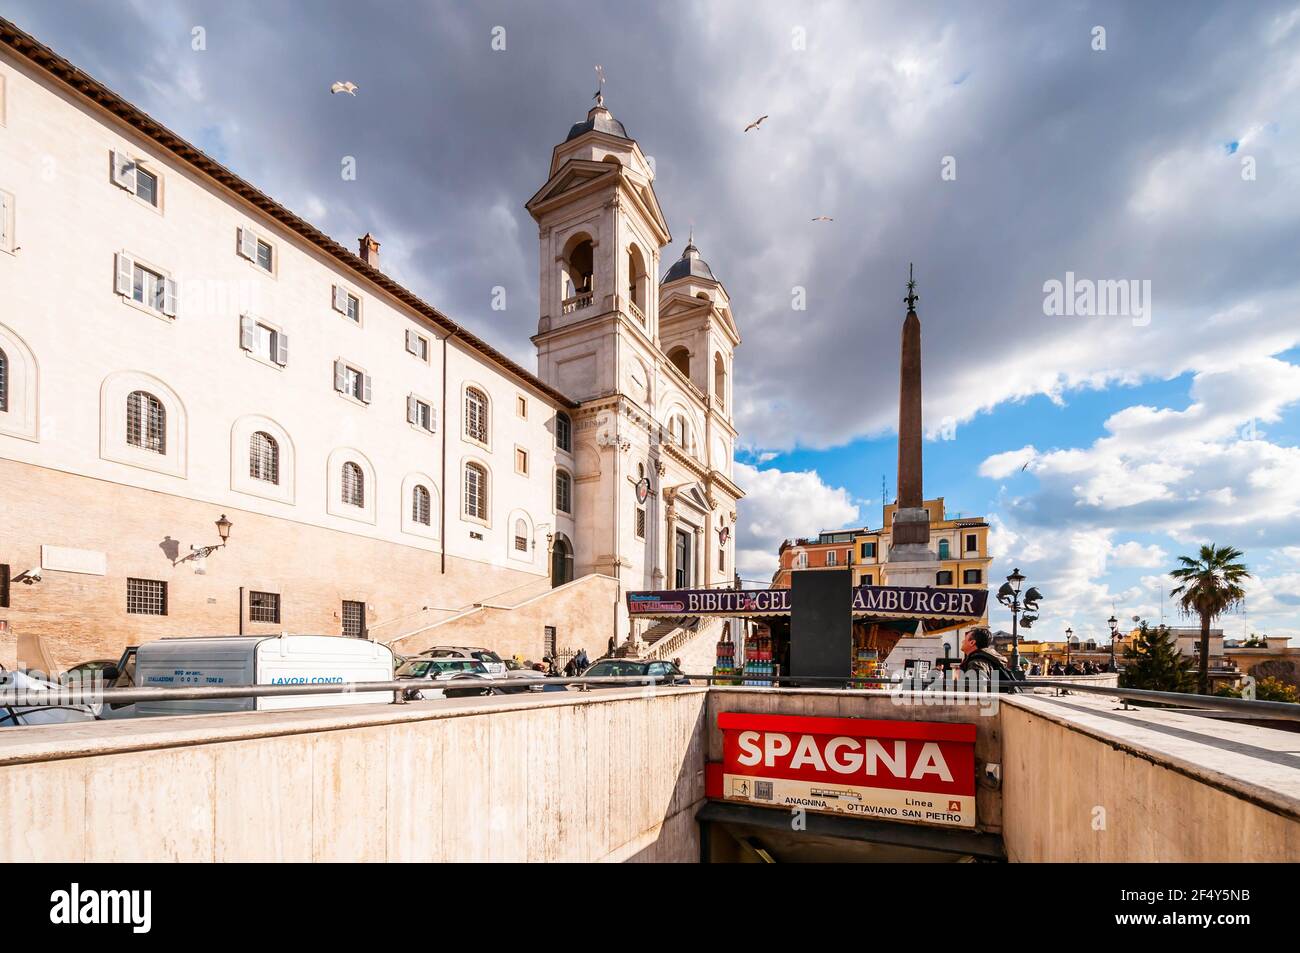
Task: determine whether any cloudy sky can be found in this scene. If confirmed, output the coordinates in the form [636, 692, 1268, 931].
[12, 0, 1300, 643]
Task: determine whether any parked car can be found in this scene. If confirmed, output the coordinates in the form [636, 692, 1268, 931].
[0, 669, 98, 727]
[59, 659, 118, 684]
[395, 657, 500, 699]
[580, 659, 691, 687]
[417, 646, 507, 676]
[501, 658, 568, 693]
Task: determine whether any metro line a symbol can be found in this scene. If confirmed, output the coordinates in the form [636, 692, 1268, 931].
[948, 800, 961, 812]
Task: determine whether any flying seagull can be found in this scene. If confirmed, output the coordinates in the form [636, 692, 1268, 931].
[811, 215, 834, 222]
[744, 114, 768, 132]
[330, 81, 358, 96]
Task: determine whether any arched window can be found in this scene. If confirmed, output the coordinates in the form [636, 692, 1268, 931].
[0, 348, 7, 413]
[668, 413, 693, 454]
[551, 532, 575, 587]
[412, 485, 431, 525]
[249, 431, 279, 484]
[464, 462, 487, 520]
[938, 538, 950, 559]
[514, 517, 528, 553]
[341, 461, 364, 507]
[713, 353, 727, 410]
[555, 411, 572, 453]
[668, 346, 690, 378]
[627, 246, 647, 320]
[126, 390, 166, 454]
[555, 469, 572, 514]
[464, 387, 489, 443]
[563, 236, 594, 300]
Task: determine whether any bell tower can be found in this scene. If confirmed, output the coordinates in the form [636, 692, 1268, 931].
[527, 98, 671, 401]
[527, 93, 745, 649]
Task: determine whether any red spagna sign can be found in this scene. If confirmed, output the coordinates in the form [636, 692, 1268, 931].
[711, 712, 977, 828]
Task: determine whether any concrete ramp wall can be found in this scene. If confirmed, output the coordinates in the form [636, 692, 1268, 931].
[0, 688, 707, 863]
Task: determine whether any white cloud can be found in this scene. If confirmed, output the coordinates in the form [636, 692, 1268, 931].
[979, 445, 1037, 479]
[734, 461, 860, 584]
[1111, 541, 1168, 569]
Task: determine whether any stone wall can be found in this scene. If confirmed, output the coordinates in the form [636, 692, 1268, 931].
[0, 459, 546, 670]
[0, 688, 709, 862]
[388, 573, 621, 663]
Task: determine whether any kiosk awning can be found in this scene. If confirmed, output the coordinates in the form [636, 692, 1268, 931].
[626, 585, 987, 629]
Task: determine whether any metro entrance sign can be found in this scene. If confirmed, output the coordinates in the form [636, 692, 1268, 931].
[710, 712, 977, 828]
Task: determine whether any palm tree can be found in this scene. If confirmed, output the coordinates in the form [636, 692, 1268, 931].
[1170, 544, 1250, 694]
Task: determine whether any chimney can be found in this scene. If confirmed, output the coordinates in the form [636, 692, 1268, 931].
[359, 233, 380, 269]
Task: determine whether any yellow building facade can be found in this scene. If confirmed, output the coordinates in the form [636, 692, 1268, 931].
[850, 498, 992, 628]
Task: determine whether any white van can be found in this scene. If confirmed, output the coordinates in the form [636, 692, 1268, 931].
[130, 634, 395, 717]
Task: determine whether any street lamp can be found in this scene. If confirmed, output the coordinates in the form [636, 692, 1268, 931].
[1065, 626, 1073, 669]
[996, 567, 1041, 672]
[1108, 614, 1119, 671]
[190, 515, 233, 560]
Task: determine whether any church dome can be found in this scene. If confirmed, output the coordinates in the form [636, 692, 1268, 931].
[661, 240, 715, 283]
[565, 104, 630, 142]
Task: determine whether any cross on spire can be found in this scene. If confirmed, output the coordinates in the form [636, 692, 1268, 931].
[593, 64, 606, 107]
[904, 262, 919, 312]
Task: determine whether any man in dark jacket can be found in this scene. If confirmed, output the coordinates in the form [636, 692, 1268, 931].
[960, 627, 1022, 691]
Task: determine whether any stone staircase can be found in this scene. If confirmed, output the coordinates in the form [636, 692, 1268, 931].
[620, 616, 723, 672]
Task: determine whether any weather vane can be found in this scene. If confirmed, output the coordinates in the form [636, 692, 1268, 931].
[905, 262, 919, 312]
[593, 65, 606, 107]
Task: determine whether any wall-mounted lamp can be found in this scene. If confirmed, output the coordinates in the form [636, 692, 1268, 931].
[188, 515, 233, 561]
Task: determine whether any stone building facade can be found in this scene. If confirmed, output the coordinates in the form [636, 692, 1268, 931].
[0, 21, 742, 666]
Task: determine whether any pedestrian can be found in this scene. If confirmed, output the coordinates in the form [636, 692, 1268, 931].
[608, 635, 616, 656]
[959, 627, 1022, 691]
[575, 648, 589, 671]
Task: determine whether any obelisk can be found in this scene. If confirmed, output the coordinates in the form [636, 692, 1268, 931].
[887, 265, 940, 582]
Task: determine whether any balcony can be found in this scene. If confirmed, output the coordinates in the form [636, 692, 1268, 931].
[562, 289, 595, 315]
[627, 298, 645, 324]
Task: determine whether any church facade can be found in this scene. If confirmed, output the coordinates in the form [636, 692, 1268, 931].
[0, 19, 741, 666]
[529, 100, 744, 633]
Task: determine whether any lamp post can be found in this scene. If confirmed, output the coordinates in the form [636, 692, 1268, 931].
[996, 568, 1041, 673]
[1108, 614, 1119, 671]
[1064, 626, 1073, 669]
[189, 515, 233, 560]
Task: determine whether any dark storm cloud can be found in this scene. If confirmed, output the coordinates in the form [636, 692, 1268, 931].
[6, 0, 1300, 451]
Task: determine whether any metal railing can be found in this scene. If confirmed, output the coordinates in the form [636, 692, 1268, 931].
[0, 674, 688, 709]
[4, 673, 1295, 722]
[684, 673, 1300, 722]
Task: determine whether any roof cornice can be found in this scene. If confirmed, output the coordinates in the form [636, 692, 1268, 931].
[0, 16, 577, 409]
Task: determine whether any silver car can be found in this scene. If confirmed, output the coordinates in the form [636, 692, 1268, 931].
[417, 645, 507, 676]
[395, 657, 499, 699]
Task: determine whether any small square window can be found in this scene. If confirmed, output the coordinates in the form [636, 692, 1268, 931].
[135, 168, 158, 206]
[516, 395, 528, 418]
[411, 398, 434, 432]
[256, 239, 273, 272]
[515, 447, 529, 475]
[249, 590, 281, 623]
[346, 294, 360, 322]
[345, 367, 364, 400]
[132, 263, 165, 311]
[126, 578, 167, 615]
